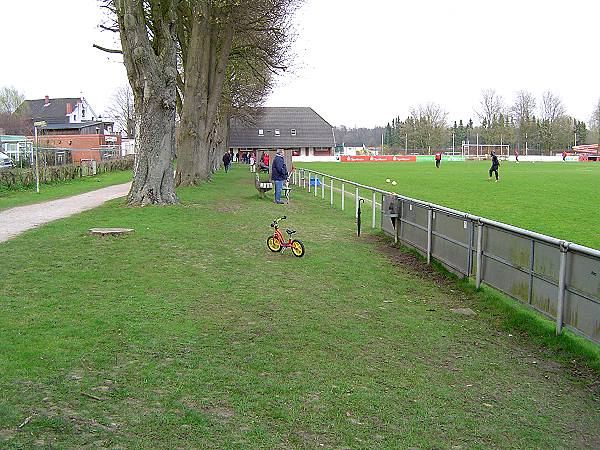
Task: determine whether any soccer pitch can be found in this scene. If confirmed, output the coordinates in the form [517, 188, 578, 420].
[298, 161, 600, 250]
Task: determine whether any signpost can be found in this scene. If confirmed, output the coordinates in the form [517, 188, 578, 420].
[33, 121, 47, 194]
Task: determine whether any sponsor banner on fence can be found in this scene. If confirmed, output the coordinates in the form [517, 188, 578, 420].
[416, 155, 466, 162]
[340, 155, 416, 163]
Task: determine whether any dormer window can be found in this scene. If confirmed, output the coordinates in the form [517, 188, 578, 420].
[275, 129, 280, 136]
[258, 129, 264, 136]
[291, 129, 297, 136]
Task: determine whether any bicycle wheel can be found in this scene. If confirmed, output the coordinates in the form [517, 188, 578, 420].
[291, 239, 305, 257]
[267, 236, 282, 252]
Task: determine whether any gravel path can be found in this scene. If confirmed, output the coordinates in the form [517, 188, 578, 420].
[0, 182, 131, 243]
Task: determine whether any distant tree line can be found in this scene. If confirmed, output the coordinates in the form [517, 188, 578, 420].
[381, 89, 599, 155]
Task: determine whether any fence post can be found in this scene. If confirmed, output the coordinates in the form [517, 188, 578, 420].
[308, 171, 311, 193]
[371, 191, 376, 228]
[394, 197, 399, 244]
[427, 208, 433, 264]
[330, 177, 333, 205]
[322, 176, 325, 199]
[341, 183, 345, 210]
[528, 239, 535, 305]
[303, 170, 306, 189]
[476, 221, 483, 289]
[315, 176, 318, 197]
[556, 243, 569, 335]
[355, 187, 359, 218]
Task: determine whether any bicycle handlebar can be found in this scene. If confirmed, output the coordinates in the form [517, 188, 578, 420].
[270, 216, 287, 227]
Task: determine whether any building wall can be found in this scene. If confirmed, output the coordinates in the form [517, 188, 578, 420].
[35, 134, 121, 151]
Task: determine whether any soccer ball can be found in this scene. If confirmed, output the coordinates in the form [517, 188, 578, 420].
[385, 178, 391, 183]
[391, 181, 397, 186]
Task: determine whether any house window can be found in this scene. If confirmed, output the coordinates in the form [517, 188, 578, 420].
[291, 129, 297, 136]
[258, 129, 264, 136]
[275, 129, 280, 136]
[82, 108, 86, 117]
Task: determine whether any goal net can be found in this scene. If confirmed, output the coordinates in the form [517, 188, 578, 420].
[461, 144, 510, 157]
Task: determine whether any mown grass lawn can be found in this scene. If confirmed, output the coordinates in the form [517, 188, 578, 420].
[300, 161, 600, 249]
[0, 170, 132, 211]
[1, 164, 599, 448]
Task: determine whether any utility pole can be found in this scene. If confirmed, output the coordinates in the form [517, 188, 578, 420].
[452, 132, 455, 153]
[405, 133, 408, 155]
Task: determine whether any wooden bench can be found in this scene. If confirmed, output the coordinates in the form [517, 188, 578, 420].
[255, 173, 273, 198]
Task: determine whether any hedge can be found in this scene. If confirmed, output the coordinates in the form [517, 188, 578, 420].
[0, 157, 134, 191]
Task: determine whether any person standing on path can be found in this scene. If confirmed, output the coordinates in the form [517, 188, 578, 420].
[434, 151, 442, 168]
[514, 149, 519, 162]
[223, 152, 232, 173]
[249, 153, 256, 173]
[488, 151, 500, 182]
[271, 149, 288, 204]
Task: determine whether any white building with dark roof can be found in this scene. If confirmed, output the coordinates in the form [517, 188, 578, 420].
[229, 107, 335, 156]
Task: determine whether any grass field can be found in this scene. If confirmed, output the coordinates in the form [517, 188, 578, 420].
[1, 165, 599, 448]
[0, 170, 132, 211]
[300, 161, 600, 249]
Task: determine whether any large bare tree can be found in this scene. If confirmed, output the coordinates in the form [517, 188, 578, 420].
[540, 90, 566, 123]
[110, 0, 179, 206]
[476, 88, 504, 126]
[511, 90, 536, 125]
[105, 84, 135, 138]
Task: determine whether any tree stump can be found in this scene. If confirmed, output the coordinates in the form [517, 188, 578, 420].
[88, 228, 135, 237]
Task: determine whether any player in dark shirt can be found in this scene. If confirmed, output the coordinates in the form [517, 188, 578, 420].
[488, 152, 500, 182]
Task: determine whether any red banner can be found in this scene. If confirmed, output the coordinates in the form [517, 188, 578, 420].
[340, 155, 416, 162]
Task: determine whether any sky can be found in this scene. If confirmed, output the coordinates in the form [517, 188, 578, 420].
[1, 0, 599, 128]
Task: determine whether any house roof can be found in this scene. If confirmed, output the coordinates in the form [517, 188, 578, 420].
[19, 97, 82, 123]
[229, 107, 335, 149]
[44, 121, 106, 130]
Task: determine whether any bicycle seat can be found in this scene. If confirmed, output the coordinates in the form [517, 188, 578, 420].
[285, 229, 296, 235]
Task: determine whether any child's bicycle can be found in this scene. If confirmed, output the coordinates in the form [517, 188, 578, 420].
[266, 216, 305, 257]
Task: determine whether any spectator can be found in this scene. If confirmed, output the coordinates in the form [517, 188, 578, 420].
[223, 152, 232, 173]
[271, 149, 288, 204]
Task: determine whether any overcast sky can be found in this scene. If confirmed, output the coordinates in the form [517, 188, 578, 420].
[1, 0, 598, 128]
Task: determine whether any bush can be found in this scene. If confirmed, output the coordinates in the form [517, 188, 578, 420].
[0, 156, 134, 191]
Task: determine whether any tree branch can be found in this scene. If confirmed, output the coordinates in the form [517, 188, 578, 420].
[93, 43, 123, 54]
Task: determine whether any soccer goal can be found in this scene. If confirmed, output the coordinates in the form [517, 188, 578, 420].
[461, 143, 510, 158]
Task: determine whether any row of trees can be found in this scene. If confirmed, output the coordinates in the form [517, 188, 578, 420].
[97, 0, 299, 205]
[383, 90, 600, 154]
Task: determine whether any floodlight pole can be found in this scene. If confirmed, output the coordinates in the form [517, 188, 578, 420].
[452, 132, 455, 153]
[405, 133, 408, 155]
[525, 133, 528, 156]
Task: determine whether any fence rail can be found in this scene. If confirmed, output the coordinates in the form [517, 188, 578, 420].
[294, 168, 600, 346]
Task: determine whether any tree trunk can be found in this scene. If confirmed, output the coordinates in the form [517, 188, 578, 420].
[175, 10, 233, 186]
[115, 0, 179, 206]
[128, 83, 178, 205]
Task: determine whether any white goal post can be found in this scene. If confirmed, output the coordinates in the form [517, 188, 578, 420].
[461, 143, 510, 157]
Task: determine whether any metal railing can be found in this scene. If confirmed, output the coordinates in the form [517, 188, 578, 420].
[294, 168, 600, 346]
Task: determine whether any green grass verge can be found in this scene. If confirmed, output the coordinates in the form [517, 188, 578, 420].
[0, 170, 132, 211]
[300, 161, 600, 249]
[1, 165, 599, 448]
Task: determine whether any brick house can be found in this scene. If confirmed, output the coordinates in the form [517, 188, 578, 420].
[18, 96, 121, 164]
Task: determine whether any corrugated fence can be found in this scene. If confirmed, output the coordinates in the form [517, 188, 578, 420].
[294, 168, 600, 346]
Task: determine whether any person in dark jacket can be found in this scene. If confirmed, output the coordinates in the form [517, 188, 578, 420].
[488, 151, 500, 182]
[223, 152, 232, 173]
[271, 149, 288, 204]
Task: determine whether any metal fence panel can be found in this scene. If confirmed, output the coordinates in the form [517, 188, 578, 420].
[482, 252, 531, 304]
[399, 202, 428, 252]
[484, 226, 532, 272]
[564, 290, 600, 344]
[530, 276, 559, 318]
[431, 212, 471, 275]
[566, 251, 600, 298]
[534, 242, 561, 283]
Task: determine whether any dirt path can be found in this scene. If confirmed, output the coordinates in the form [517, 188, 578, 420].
[0, 182, 131, 243]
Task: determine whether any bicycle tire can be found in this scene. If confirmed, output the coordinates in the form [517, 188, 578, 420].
[291, 239, 305, 257]
[267, 236, 282, 252]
